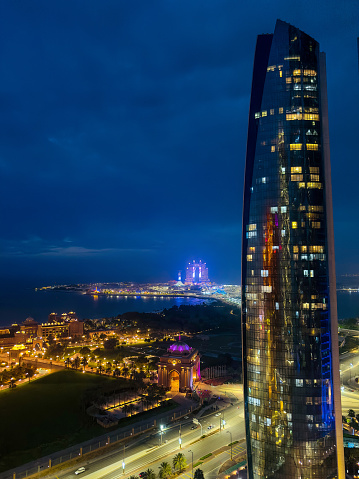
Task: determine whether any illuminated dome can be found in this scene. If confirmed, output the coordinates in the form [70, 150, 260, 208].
[168, 336, 192, 354]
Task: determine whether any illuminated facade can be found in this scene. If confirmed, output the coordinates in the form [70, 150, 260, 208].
[158, 339, 200, 392]
[242, 20, 344, 479]
[185, 260, 209, 284]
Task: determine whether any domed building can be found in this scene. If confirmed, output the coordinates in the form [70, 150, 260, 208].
[158, 336, 201, 392]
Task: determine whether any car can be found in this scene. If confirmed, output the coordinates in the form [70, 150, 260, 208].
[191, 425, 198, 429]
[139, 472, 147, 478]
[215, 413, 221, 417]
[184, 416, 189, 419]
[75, 467, 86, 475]
[208, 424, 213, 429]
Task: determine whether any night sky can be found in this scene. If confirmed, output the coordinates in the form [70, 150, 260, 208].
[0, 1, 357, 286]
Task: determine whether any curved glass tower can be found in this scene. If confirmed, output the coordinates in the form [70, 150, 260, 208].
[242, 20, 344, 479]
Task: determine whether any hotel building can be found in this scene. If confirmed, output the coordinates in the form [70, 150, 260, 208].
[241, 20, 344, 479]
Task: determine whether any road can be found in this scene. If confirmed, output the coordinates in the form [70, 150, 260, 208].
[40, 349, 359, 479]
[49, 402, 245, 479]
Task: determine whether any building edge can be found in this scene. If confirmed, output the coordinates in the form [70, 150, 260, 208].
[319, 51, 345, 479]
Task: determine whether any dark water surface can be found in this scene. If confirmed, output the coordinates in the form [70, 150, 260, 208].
[0, 281, 357, 327]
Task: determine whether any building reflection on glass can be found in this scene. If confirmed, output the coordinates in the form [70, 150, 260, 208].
[241, 20, 344, 479]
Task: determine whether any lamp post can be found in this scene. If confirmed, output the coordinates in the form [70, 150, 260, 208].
[221, 411, 226, 430]
[160, 424, 164, 445]
[179, 423, 182, 449]
[188, 449, 194, 479]
[122, 444, 126, 475]
[226, 431, 233, 460]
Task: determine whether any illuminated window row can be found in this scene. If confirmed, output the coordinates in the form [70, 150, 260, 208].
[293, 69, 317, 76]
[286, 113, 320, 122]
[290, 143, 319, 150]
[298, 182, 322, 189]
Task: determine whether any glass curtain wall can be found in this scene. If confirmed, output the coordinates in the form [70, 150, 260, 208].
[242, 20, 341, 479]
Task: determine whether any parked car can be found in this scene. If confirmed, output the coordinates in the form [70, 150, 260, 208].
[75, 467, 86, 475]
[139, 472, 147, 478]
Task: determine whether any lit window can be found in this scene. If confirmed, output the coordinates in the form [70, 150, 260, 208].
[309, 167, 319, 173]
[298, 182, 306, 188]
[304, 270, 309, 277]
[271, 146, 275, 152]
[290, 143, 302, 150]
[286, 77, 292, 84]
[292, 221, 298, 229]
[296, 379, 304, 387]
[291, 174, 303, 181]
[310, 270, 314, 277]
[279, 70, 282, 78]
[255, 112, 260, 119]
[307, 182, 322, 189]
[262, 111, 267, 117]
[293, 69, 302, 76]
[267, 65, 276, 72]
[281, 229, 286, 236]
[303, 69, 317, 76]
[307, 143, 318, 150]
[249, 246, 255, 252]
[270, 207, 278, 213]
[281, 206, 287, 213]
[284, 55, 301, 61]
[261, 270, 269, 277]
[301, 246, 307, 252]
[293, 246, 299, 253]
[247, 255, 252, 262]
[281, 167, 286, 174]
[312, 221, 321, 229]
[270, 109, 274, 116]
[310, 174, 320, 182]
[248, 224, 257, 231]
[291, 166, 302, 173]
[279, 107, 283, 114]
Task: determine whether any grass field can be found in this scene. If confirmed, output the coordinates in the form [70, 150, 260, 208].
[0, 370, 128, 472]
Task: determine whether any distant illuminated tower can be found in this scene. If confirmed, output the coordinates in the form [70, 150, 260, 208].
[242, 20, 344, 479]
[178, 270, 182, 282]
[185, 260, 209, 284]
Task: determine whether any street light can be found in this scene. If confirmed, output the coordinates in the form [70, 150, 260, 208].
[188, 449, 194, 479]
[226, 431, 233, 460]
[122, 444, 126, 475]
[179, 423, 182, 449]
[160, 424, 164, 445]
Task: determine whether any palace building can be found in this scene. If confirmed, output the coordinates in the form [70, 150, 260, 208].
[158, 338, 200, 392]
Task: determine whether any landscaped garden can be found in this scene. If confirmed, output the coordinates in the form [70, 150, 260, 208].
[0, 369, 165, 472]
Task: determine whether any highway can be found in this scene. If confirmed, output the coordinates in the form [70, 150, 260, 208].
[40, 349, 359, 478]
[51, 403, 246, 479]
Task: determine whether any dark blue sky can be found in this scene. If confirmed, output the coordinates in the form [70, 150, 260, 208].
[0, 1, 357, 285]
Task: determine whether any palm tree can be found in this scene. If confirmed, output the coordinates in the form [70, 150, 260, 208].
[145, 469, 156, 479]
[122, 366, 129, 378]
[158, 461, 172, 479]
[194, 469, 205, 479]
[172, 453, 186, 473]
[64, 357, 71, 368]
[73, 356, 81, 369]
[81, 357, 88, 371]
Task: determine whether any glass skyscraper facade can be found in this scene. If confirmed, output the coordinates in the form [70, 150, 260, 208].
[242, 20, 344, 479]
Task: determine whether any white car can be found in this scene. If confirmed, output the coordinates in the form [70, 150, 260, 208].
[75, 467, 86, 475]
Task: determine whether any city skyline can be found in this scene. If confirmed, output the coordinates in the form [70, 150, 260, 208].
[241, 20, 344, 478]
[0, 1, 357, 288]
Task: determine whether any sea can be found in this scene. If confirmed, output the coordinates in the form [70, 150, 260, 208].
[0, 281, 358, 327]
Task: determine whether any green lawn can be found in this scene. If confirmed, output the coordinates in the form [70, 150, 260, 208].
[0, 370, 128, 471]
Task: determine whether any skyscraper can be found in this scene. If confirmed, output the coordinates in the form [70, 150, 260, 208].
[241, 20, 344, 479]
[185, 260, 209, 284]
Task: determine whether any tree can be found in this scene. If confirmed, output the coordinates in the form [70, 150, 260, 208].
[173, 453, 186, 472]
[81, 357, 88, 371]
[158, 461, 172, 479]
[194, 469, 204, 479]
[73, 356, 81, 369]
[64, 357, 71, 368]
[145, 469, 156, 479]
[104, 338, 118, 350]
[80, 346, 91, 355]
